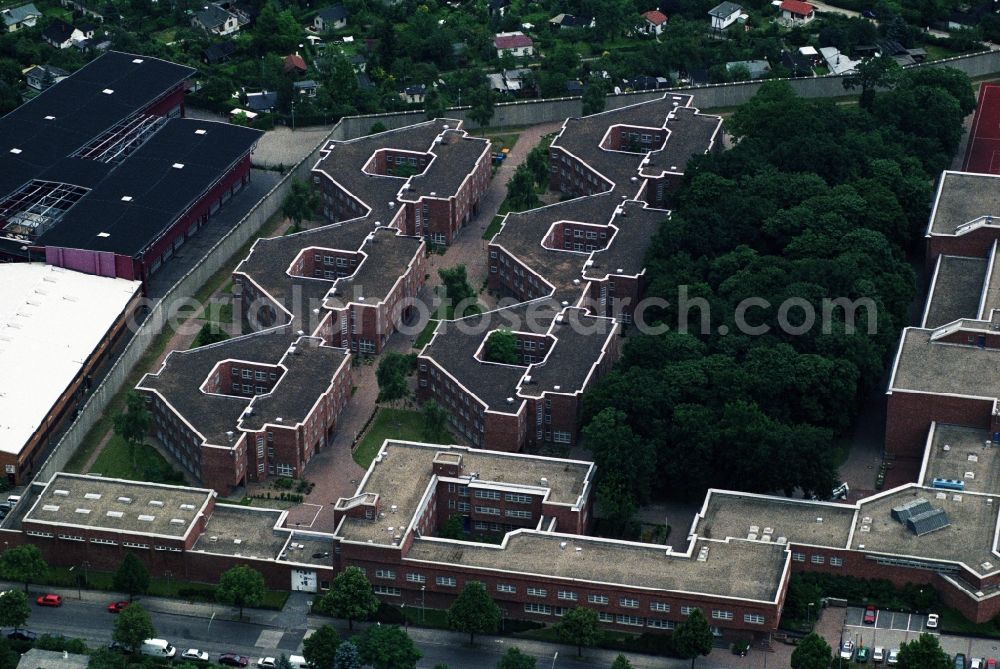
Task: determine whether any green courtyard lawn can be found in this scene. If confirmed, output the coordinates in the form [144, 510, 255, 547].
[88, 435, 185, 485]
[353, 408, 453, 468]
[413, 319, 439, 349]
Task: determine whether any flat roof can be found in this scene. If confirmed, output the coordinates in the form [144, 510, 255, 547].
[405, 532, 786, 602]
[696, 491, 855, 549]
[923, 424, 1000, 495]
[0, 264, 140, 456]
[191, 504, 286, 559]
[24, 472, 213, 538]
[923, 255, 987, 328]
[889, 327, 1000, 398]
[928, 171, 1000, 236]
[336, 441, 593, 545]
[854, 485, 1000, 577]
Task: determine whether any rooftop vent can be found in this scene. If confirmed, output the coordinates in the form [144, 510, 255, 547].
[132, 58, 143, 63]
[42, 504, 60, 512]
[117, 496, 132, 504]
[943, 444, 951, 451]
[97, 232, 110, 238]
[540, 477, 548, 485]
[969, 454, 979, 462]
[170, 518, 185, 525]
[120, 195, 133, 202]
[195, 129, 207, 135]
[276, 417, 283, 423]
[554, 385, 561, 391]
[560, 541, 567, 549]
[102, 88, 113, 95]
[44, 115, 55, 120]
[616, 268, 624, 273]
[74, 508, 91, 514]
[84, 493, 101, 500]
[106, 510, 123, 518]
[226, 431, 234, 442]
[172, 163, 184, 169]
[54, 489, 69, 496]
[138, 514, 155, 522]
[9, 148, 21, 154]
[506, 397, 514, 404]
[180, 503, 195, 511]
[233, 538, 242, 544]
[149, 500, 164, 507]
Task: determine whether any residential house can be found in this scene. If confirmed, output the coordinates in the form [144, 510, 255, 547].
[2, 3, 39, 32]
[503, 68, 531, 92]
[494, 31, 534, 58]
[641, 9, 668, 35]
[293, 79, 319, 97]
[42, 20, 84, 49]
[819, 46, 860, 75]
[726, 59, 771, 79]
[313, 5, 347, 32]
[191, 3, 246, 36]
[778, 0, 815, 24]
[487, 72, 509, 94]
[708, 1, 742, 30]
[24, 64, 69, 91]
[548, 13, 592, 30]
[245, 90, 277, 113]
[283, 53, 307, 77]
[201, 41, 236, 65]
[400, 84, 426, 104]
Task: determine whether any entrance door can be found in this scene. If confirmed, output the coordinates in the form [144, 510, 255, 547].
[291, 569, 318, 592]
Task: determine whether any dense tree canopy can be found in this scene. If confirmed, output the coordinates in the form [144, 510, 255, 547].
[791, 633, 832, 669]
[583, 69, 971, 505]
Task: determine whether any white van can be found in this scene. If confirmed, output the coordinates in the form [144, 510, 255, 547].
[140, 639, 176, 658]
[288, 655, 308, 669]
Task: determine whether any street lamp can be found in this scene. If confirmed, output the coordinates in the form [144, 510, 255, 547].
[807, 601, 814, 625]
[68, 565, 80, 600]
[420, 585, 425, 623]
[550, 651, 558, 669]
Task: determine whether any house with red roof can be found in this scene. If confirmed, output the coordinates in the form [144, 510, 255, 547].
[283, 53, 307, 76]
[641, 9, 668, 35]
[494, 31, 534, 58]
[779, 0, 815, 24]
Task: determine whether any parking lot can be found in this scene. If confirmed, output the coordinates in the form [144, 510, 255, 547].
[845, 607, 930, 633]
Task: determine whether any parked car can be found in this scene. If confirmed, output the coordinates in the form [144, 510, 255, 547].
[107, 601, 129, 613]
[987, 658, 997, 669]
[887, 649, 900, 665]
[36, 594, 62, 607]
[971, 658, 984, 669]
[873, 647, 885, 663]
[857, 646, 870, 663]
[956, 653, 967, 669]
[864, 605, 877, 624]
[182, 649, 209, 662]
[841, 640, 856, 661]
[219, 655, 249, 667]
[927, 612, 940, 628]
[258, 658, 277, 668]
[8, 629, 37, 642]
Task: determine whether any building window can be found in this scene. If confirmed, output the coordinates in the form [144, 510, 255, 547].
[792, 552, 805, 562]
[375, 569, 395, 579]
[505, 493, 531, 504]
[505, 509, 531, 519]
[650, 601, 670, 612]
[373, 585, 400, 596]
[744, 613, 765, 624]
[712, 610, 734, 621]
[524, 603, 551, 615]
[457, 502, 470, 512]
[475, 490, 500, 500]
[811, 555, 825, 565]
[553, 431, 571, 443]
[616, 615, 644, 626]
[647, 619, 675, 629]
[620, 598, 638, 609]
[830, 556, 843, 567]
[436, 576, 457, 587]
[277, 463, 293, 477]
[527, 587, 547, 597]
[680, 606, 698, 616]
[557, 591, 577, 601]
[598, 612, 613, 622]
[588, 594, 609, 605]
[475, 506, 500, 516]
[497, 584, 516, 593]
[406, 573, 426, 584]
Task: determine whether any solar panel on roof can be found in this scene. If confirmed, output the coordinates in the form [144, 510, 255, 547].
[907, 508, 951, 536]
[891, 498, 932, 524]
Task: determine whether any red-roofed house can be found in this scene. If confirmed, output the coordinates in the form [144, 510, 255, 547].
[494, 31, 534, 58]
[779, 0, 815, 23]
[283, 53, 307, 76]
[641, 10, 668, 34]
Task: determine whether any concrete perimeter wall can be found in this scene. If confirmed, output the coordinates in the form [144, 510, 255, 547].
[34, 48, 1000, 484]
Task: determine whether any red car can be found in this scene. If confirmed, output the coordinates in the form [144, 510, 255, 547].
[863, 605, 877, 624]
[107, 601, 129, 613]
[987, 659, 996, 669]
[219, 655, 249, 667]
[36, 594, 62, 607]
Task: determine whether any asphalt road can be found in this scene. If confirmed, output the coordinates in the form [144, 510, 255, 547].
[11, 591, 764, 669]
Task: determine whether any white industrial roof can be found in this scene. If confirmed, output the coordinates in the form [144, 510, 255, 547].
[0, 264, 140, 456]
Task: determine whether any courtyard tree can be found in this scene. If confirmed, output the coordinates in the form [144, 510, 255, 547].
[422, 400, 449, 442]
[672, 608, 713, 669]
[437, 265, 477, 316]
[376, 352, 417, 403]
[447, 581, 501, 645]
[281, 179, 320, 231]
[0, 544, 48, 593]
[581, 79, 608, 116]
[113, 553, 150, 602]
[790, 633, 832, 669]
[320, 566, 378, 630]
[112, 603, 155, 654]
[302, 624, 340, 669]
[554, 606, 600, 657]
[466, 85, 495, 132]
[332, 641, 362, 669]
[113, 391, 151, 470]
[216, 565, 266, 620]
[484, 329, 517, 364]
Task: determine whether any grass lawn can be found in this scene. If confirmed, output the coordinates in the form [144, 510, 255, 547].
[413, 319, 439, 349]
[484, 133, 518, 153]
[924, 44, 959, 61]
[154, 28, 176, 44]
[88, 435, 185, 484]
[939, 608, 1000, 638]
[353, 408, 453, 467]
[482, 215, 503, 240]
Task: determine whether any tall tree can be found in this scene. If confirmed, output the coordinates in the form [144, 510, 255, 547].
[356, 625, 421, 669]
[554, 606, 600, 657]
[332, 641, 362, 669]
[505, 166, 539, 212]
[447, 581, 501, 645]
[496, 647, 535, 669]
[113, 391, 151, 470]
[466, 85, 495, 132]
[0, 590, 30, 630]
[302, 624, 340, 669]
[672, 608, 713, 669]
[422, 400, 450, 442]
[524, 144, 549, 187]
[320, 566, 379, 630]
[0, 544, 48, 593]
[376, 352, 416, 402]
[425, 87, 447, 121]
[282, 179, 320, 230]
[842, 55, 901, 109]
[484, 329, 518, 364]
[896, 633, 949, 669]
[610, 655, 634, 669]
[216, 565, 266, 620]
[112, 603, 155, 654]
[438, 265, 477, 315]
[113, 553, 150, 602]
[790, 633, 832, 669]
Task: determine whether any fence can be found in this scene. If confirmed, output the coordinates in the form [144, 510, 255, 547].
[33, 128, 340, 481]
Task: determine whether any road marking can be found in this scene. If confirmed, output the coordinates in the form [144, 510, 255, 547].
[255, 630, 283, 648]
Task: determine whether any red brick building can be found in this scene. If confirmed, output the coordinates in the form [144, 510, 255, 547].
[417, 94, 721, 452]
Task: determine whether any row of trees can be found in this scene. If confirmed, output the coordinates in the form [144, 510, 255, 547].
[792, 631, 951, 669]
[583, 67, 977, 518]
